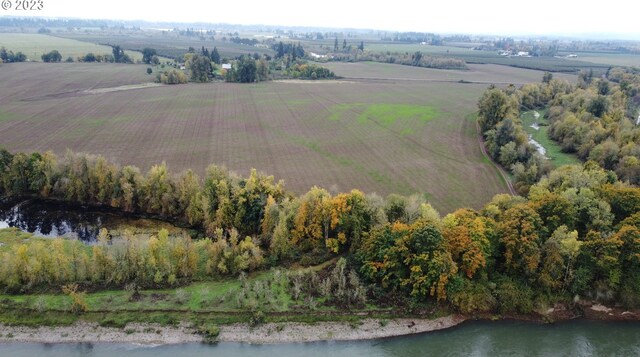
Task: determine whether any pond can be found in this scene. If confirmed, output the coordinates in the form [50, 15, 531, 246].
[0, 198, 188, 242]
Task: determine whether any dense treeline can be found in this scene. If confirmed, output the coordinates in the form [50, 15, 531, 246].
[0, 148, 639, 311]
[0, 149, 285, 232]
[0, 227, 262, 292]
[359, 163, 640, 310]
[547, 67, 640, 184]
[224, 55, 269, 83]
[273, 41, 305, 60]
[0, 47, 27, 63]
[286, 63, 335, 80]
[155, 69, 189, 84]
[478, 67, 640, 194]
[325, 50, 467, 70]
[41, 50, 62, 63]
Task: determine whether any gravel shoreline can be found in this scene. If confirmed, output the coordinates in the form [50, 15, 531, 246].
[0, 315, 466, 345]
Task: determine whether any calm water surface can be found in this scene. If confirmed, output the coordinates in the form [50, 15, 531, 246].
[0, 198, 185, 241]
[1, 320, 639, 356]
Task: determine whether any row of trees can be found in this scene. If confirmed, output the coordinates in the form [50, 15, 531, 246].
[274, 42, 305, 60]
[155, 69, 188, 84]
[326, 50, 467, 70]
[1, 147, 638, 310]
[0, 47, 27, 63]
[286, 63, 335, 80]
[35, 45, 134, 64]
[0, 227, 262, 292]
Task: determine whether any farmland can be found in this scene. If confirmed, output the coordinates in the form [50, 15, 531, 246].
[560, 51, 640, 67]
[333, 43, 614, 73]
[56, 30, 276, 59]
[320, 61, 578, 84]
[0, 61, 546, 212]
[0, 33, 144, 62]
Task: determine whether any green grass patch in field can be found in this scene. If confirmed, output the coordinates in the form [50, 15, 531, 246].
[0, 110, 19, 123]
[329, 103, 440, 135]
[521, 110, 581, 167]
[357, 104, 439, 127]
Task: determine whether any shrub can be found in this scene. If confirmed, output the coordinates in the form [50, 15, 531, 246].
[198, 323, 220, 343]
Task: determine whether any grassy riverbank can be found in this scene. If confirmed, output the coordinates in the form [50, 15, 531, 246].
[0, 228, 432, 334]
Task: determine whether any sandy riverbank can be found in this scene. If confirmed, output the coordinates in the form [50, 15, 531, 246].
[0, 315, 466, 345]
[2, 301, 636, 345]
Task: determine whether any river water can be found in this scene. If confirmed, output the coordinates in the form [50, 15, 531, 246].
[1, 320, 639, 356]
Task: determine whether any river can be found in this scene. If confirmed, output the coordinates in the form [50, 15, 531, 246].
[1, 320, 639, 356]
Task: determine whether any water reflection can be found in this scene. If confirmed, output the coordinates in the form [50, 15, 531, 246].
[0, 199, 183, 242]
[0, 199, 107, 241]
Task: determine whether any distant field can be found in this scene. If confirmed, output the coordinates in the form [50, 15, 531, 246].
[0, 33, 143, 62]
[0, 62, 521, 212]
[560, 52, 640, 67]
[321, 62, 577, 84]
[55, 31, 275, 60]
[366, 43, 478, 56]
[363, 43, 612, 73]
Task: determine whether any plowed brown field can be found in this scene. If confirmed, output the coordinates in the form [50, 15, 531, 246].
[0, 61, 554, 212]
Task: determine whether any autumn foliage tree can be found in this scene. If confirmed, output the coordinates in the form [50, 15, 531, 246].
[1, 147, 639, 310]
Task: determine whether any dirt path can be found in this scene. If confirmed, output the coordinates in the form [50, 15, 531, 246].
[476, 121, 517, 195]
[82, 83, 163, 94]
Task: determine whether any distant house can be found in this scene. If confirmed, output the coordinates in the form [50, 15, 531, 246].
[222, 63, 232, 70]
[309, 52, 327, 59]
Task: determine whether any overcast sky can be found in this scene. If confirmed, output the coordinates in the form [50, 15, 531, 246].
[29, 0, 640, 38]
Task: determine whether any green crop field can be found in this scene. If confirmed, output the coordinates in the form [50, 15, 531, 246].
[0, 61, 574, 213]
[0, 33, 144, 62]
